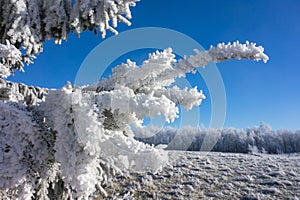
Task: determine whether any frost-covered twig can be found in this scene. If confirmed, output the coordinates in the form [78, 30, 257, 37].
[157, 41, 269, 86]
[189, 41, 269, 67]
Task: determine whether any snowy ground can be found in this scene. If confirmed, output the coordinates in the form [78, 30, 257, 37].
[102, 151, 300, 200]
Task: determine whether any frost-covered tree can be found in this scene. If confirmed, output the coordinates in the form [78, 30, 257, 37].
[0, 0, 270, 199]
[1, 41, 268, 199]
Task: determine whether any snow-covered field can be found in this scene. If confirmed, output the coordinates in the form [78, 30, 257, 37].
[102, 151, 300, 200]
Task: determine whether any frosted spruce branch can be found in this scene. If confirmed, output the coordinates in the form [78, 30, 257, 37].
[0, 41, 23, 78]
[0, 0, 139, 74]
[71, 0, 139, 39]
[85, 41, 268, 132]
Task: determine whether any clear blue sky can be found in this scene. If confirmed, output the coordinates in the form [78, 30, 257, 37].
[8, 0, 300, 130]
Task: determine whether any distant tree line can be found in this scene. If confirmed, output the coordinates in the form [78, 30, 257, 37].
[135, 123, 300, 154]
